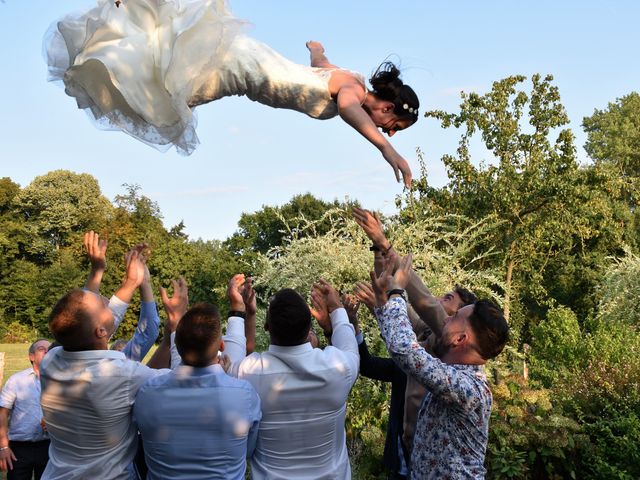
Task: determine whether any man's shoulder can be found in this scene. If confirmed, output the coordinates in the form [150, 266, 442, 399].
[3, 367, 34, 388]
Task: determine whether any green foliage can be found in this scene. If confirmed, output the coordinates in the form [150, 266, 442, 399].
[595, 249, 640, 326]
[583, 91, 640, 178]
[0, 321, 39, 343]
[530, 306, 583, 386]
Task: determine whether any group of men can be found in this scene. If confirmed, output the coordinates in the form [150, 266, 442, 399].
[0, 208, 509, 479]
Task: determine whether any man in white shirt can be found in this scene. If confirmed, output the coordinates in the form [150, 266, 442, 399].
[225, 278, 359, 480]
[39, 250, 184, 480]
[0, 339, 51, 480]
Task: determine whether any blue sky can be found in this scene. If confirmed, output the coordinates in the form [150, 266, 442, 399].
[0, 1, 638, 240]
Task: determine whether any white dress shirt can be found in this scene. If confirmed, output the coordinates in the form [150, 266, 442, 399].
[0, 368, 48, 442]
[227, 308, 360, 480]
[134, 364, 261, 480]
[39, 347, 168, 480]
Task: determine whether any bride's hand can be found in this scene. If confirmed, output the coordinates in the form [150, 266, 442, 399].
[382, 148, 413, 188]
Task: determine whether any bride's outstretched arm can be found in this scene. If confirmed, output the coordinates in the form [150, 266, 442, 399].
[336, 86, 413, 187]
[306, 41, 337, 68]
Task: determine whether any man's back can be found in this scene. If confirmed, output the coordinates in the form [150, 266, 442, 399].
[39, 347, 163, 480]
[134, 364, 261, 480]
[235, 308, 359, 480]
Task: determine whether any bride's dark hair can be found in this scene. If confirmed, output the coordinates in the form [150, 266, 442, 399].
[369, 62, 419, 123]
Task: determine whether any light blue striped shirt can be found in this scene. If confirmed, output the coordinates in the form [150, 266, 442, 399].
[0, 368, 47, 442]
[134, 364, 261, 480]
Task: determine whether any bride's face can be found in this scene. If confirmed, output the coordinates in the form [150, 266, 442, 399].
[377, 116, 413, 138]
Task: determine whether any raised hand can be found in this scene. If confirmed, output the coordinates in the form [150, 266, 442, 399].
[315, 279, 343, 313]
[227, 274, 246, 312]
[310, 284, 330, 336]
[341, 293, 361, 336]
[352, 207, 391, 251]
[159, 277, 189, 332]
[123, 248, 146, 291]
[84, 230, 108, 271]
[83, 231, 108, 293]
[354, 281, 377, 314]
[241, 276, 256, 316]
[393, 253, 413, 290]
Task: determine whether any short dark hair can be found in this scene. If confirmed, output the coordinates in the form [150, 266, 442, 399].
[48, 289, 94, 349]
[266, 289, 311, 346]
[454, 286, 477, 308]
[175, 303, 221, 367]
[468, 300, 509, 360]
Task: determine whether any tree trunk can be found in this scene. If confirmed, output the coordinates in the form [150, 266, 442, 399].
[504, 258, 514, 323]
[0, 352, 5, 386]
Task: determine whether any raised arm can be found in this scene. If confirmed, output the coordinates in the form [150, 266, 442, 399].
[83, 231, 107, 294]
[122, 256, 160, 361]
[306, 41, 337, 68]
[353, 207, 445, 336]
[371, 255, 480, 410]
[336, 90, 412, 187]
[147, 277, 188, 369]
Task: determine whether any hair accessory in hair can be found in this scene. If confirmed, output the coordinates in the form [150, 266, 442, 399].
[403, 103, 418, 115]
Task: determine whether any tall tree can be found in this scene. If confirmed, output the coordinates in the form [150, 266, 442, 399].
[13, 170, 113, 262]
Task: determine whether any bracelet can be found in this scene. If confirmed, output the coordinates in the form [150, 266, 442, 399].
[0, 446, 9, 451]
[386, 289, 406, 301]
[228, 310, 246, 319]
[381, 244, 393, 256]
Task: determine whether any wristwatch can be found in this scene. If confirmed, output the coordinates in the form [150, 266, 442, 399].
[386, 289, 406, 301]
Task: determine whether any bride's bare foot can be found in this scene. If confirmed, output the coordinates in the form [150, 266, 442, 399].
[306, 41, 325, 53]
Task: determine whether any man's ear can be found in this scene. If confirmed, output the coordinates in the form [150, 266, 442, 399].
[219, 339, 225, 352]
[95, 325, 109, 340]
[452, 332, 467, 347]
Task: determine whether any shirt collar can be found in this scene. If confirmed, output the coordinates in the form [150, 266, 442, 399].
[268, 342, 313, 354]
[58, 348, 126, 360]
[173, 364, 225, 377]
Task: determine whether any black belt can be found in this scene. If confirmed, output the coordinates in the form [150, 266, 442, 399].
[9, 440, 50, 446]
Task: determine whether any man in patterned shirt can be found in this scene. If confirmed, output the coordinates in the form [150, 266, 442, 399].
[365, 253, 509, 479]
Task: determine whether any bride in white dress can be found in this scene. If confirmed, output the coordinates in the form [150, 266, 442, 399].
[44, 0, 420, 186]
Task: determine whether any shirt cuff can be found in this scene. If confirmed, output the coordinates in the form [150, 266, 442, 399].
[329, 307, 348, 328]
[226, 317, 245, 337]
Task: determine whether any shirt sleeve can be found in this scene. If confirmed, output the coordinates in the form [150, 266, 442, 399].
[375, 297, 481, 412]
[224, 316, 247, 378]
[0, 376, 16, 409]
[122, 301, 160, 362]
[170, 332, 182, 369]
[328, 307, 359, 384]
[108, 295, 129, 331]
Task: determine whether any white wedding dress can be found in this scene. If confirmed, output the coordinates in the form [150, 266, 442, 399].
[45, 0, 356, 154]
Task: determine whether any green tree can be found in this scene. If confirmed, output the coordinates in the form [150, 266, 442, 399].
[13, 170, 113, 262]
[407, 74, 632, 332]
[583, 92, 640, 178]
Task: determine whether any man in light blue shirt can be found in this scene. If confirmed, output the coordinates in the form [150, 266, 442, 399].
[0, 339, 51, 480]
[135, 302, 261, 480]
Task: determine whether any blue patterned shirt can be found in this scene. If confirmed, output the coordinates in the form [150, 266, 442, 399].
[375, 297, 491, 479]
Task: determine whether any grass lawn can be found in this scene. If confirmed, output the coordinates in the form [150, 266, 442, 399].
[0, 343, 31, 387]
[1, 343, 158, 388]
